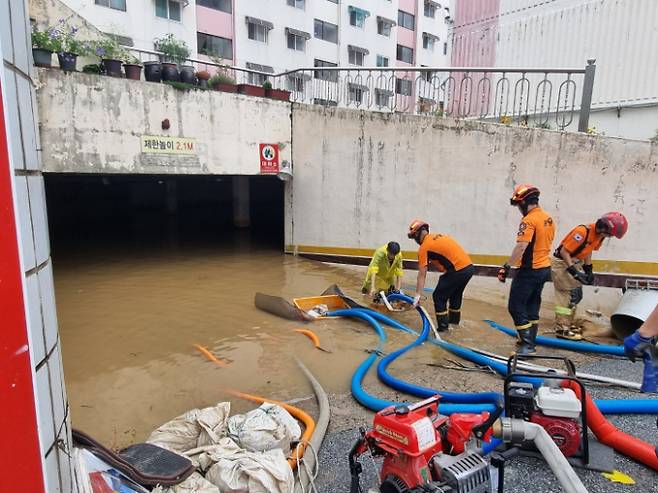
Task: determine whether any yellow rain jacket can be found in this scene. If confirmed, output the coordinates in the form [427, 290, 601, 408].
[362, 245, 403, 292]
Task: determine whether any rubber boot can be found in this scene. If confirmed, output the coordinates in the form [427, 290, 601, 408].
[448, 309, 461, 326]
[436, 313, 449, 332]
[516, 329, 536, 355]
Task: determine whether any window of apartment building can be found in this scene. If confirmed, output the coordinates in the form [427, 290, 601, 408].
[95, 0, 126, 12]
[349, 6, 370, 28]
[376, 16, 395, 37]
[424, 1, 439, 18]
[287, 0, 305, 9]
[396, 44, 413, 63]
[246, 62, 273, 85]
[348, 45, 367, 66]
[286, 28, 310, 52]
[286, 74, 307, 92]
[349, 84, 365, 104]
[197, 32, 232, 60]
[156, 0, 181, 21]
[397, 10, 414, 30]
[422, 33, 438, 51]
[375, 89, 392, 108]
[196, 0, 231, 13]
[247, 17, 273, 43]
[314, 19, 338, 43]
[314, 59, 338, 82]
[396, 78, 413, 96]
[376, 55, 389, 67]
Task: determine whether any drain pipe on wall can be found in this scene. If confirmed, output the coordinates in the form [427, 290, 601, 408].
[493, 418, 588, 493]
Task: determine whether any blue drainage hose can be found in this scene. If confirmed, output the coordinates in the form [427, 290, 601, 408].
[364, 296, 658, 415]
[485, 320, 626, 357]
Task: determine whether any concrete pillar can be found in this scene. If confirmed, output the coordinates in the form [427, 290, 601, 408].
[233, 176, 250, 228]
[165, 179, 178, 214]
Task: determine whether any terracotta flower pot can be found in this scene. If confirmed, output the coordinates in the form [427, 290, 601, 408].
[212, 83, 237, 93]
[266, 88, 291, 101]
[123, 64, 142, 81]
[237, 84, 266, 97]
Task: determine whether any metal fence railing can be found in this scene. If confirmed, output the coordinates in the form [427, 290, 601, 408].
[125, 47, 596, 132]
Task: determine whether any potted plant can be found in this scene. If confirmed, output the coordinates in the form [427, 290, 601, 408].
[264, 81, 291, 102]
[144, 61, 162, 83]
[208, 71, 237, 93]
[57, 24, 88, 72]
[94, 37, 126, 77]
[155, 34, 191, 83]
[237, 79, 267, 97]
[123, 54, 142, 81]
[195, 70, 211, 88]
[31, 25, 58, 68]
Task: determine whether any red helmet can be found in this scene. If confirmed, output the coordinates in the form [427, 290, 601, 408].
[596, 212, 628, 239]
[510, 183, 540, 205]
[408, 219, 429, 239]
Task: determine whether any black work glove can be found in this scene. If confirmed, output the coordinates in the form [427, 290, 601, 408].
[497, 263, 510, 283]
[583, 264, 595, 285]
[567, 265, 591, 285]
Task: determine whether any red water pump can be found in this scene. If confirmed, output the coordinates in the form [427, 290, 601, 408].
[349, 396, 495, 493]
[504, 355, 590, 464]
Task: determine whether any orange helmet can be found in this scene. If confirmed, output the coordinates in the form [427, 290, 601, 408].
[596, 212, 628, 239]
[510, 183, 540, 205]
[407, 219, 429, 239]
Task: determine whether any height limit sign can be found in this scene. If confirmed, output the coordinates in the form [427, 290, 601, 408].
[259, 143, 280, 174]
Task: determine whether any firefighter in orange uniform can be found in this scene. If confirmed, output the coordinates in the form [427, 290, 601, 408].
[498, 184, 556, 354]
[552, 212, 628, 340]
[408, 220, 475, 331]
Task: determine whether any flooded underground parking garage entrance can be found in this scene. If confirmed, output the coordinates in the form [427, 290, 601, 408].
[44, 173, 557, 451]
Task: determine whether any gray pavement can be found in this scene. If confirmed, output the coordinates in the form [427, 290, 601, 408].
[313, 355, 658, 492]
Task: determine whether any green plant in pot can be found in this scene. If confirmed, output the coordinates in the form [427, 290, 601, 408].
[123, 53, 143, 81]
[155, 34, 191, 82]
[94, 36, 127, 77]
[208, 71, 237, 93]
[36, 21, 88, 71]
[237, 78, 267, 97]
[31, 25, 58, 68]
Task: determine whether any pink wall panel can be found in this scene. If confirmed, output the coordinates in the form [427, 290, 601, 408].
[399, 0, 417, 15]
[196, 6, 234, 39]
[397, 27, 416, 50]
[451, 0, 500, 67]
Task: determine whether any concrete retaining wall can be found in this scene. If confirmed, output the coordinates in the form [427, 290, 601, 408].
[288, 105, 658, 277]
[38, 70, 292, 175]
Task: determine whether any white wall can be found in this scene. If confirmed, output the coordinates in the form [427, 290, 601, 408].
[37, 70, 292, 175]
[288, 105, 658, 276]
[58, 0, 198, 54]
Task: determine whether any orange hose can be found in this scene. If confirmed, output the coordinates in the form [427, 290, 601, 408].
[193, 344, 228, 367]
[226, 389, 315, 470]
[564, 380, 658, 471]
[295, 329, 331, 352]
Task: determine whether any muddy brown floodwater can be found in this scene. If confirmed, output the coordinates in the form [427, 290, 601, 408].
[53, 241, 585, 450]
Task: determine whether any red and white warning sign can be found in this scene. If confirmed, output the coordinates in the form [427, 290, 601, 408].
[259, 143, 280, 174]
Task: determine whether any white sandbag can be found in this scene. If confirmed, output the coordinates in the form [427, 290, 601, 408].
[227, 403, 301, 453]
[152, 473, 220, 493]
[203, 440, 294, 493]
[148, 402, 231, 453]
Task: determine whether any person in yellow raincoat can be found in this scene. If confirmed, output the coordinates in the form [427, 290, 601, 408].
[362, 242, 403, 298]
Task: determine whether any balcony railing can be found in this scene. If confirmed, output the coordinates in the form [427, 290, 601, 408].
[125, 47, 596, 132]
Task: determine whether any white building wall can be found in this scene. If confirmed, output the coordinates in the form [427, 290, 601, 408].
[416, 3, 450, 67]
[452, 0, 658, 140]
[58, 0, 198, 54]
